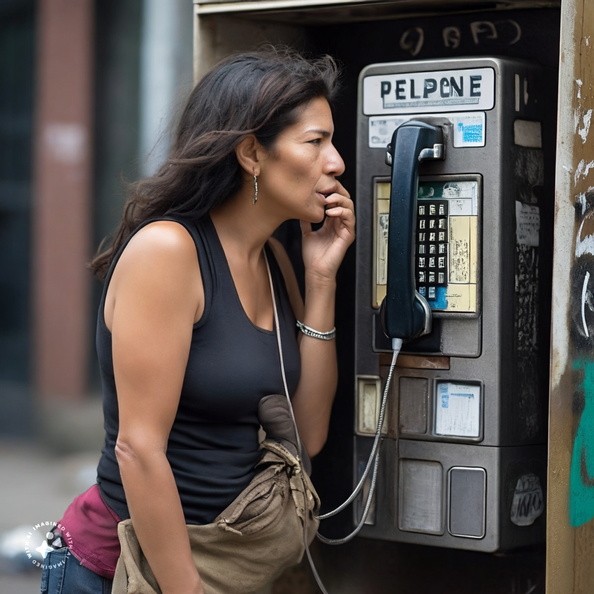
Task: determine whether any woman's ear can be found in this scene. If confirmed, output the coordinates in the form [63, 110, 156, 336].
[235, 135, 264, 176]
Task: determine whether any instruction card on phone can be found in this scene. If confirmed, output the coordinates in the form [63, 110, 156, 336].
[435, 382, 481, 437]
[369, 114, 486, 148]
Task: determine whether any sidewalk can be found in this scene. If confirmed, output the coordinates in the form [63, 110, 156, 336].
[0, 439, 100, 593]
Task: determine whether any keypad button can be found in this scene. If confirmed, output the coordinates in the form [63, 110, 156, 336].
[415, 199, 449, 298]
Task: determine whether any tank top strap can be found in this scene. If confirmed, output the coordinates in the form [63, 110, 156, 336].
[192, 216, 294, 332]
[99, 216, 216, 317]
[98, 214, 291, 335]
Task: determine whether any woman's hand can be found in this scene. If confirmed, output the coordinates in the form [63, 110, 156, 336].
[292, 181, 354, 456]
[300, 180, 355, 285]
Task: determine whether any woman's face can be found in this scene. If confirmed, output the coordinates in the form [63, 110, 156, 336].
[258, 97, 345, 223]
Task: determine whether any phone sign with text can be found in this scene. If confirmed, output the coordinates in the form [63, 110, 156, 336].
[363, 67, 495, 115]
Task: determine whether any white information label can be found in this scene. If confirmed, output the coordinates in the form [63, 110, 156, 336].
[369, 113, 485, 149]
[368, 116, 408, 148]
[435, 382, 481, 437]
[510, 474, 545, 526]
[514, 119, 542, 148]
[516, 201, 540, 247]
[363, 67, 495, 115]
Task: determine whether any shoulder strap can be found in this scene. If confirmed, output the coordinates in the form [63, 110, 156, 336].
[267, 238, 304, 321]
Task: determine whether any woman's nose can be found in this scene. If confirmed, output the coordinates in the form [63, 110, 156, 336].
[325, 143, 345, 177]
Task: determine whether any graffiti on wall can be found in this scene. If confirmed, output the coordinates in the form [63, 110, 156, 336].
[399, 19, 522, 57]
[570, 358, 594, 527]
[570, 192, 594, 526]
[569, 73, 594, 526]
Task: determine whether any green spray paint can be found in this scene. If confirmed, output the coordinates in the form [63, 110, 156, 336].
[570, 358, 594, 527]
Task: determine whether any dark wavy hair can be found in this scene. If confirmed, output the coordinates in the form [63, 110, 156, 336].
[89, 47, 341, 280]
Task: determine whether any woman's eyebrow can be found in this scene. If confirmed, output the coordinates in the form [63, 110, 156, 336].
[305, 128, 332, 137]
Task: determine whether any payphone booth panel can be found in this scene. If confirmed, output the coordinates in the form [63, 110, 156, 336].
[354, 58, 549, 551]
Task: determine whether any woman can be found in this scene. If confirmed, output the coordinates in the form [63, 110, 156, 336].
[41, 47, 355, 594]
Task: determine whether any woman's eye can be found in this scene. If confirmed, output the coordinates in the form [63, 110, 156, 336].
[308, 138, 322, 145]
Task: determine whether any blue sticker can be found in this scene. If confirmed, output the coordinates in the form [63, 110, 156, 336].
[428, 286, 448, 310]
[457, 122, 484, 144]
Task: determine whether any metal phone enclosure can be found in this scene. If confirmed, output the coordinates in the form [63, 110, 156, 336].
[354, 57, 550, 552]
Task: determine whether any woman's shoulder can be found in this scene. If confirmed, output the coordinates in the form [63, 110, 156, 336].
[104, 219, 204, 329]
[111, 220, 201, 292]
[125, 220, 198, 262]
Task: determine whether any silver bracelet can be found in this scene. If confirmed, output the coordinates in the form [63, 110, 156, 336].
[296, 320, 336, 341]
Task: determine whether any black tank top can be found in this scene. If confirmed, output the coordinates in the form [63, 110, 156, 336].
[96, 216, 301, 524]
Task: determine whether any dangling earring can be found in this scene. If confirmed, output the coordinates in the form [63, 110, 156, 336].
[252, 174, 259, 205]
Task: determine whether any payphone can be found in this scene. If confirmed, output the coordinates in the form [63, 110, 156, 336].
[354, 57, 551, 552]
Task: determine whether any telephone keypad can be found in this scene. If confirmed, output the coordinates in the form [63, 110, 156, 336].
[416, 199, 448, 302]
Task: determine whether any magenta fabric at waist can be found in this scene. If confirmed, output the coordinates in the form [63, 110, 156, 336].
[59, 484, 120, 580]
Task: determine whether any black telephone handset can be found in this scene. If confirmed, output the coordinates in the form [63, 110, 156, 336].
[381, 120, 445, 341]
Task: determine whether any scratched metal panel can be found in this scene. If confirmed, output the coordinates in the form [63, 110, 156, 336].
[547, 0, 594, 592]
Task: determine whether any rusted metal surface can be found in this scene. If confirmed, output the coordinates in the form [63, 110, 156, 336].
[547, 0, 594, 592]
